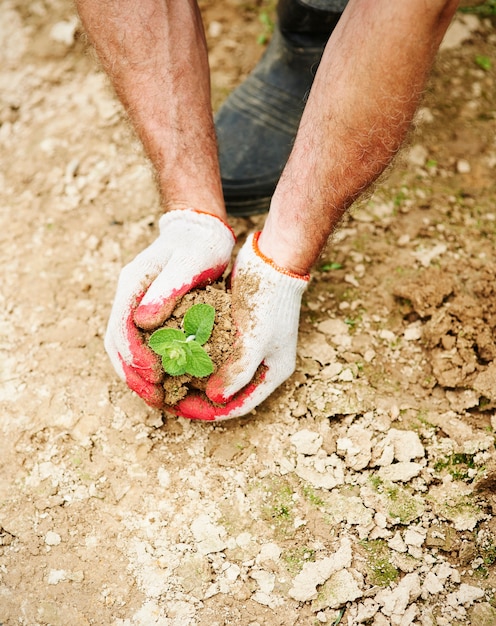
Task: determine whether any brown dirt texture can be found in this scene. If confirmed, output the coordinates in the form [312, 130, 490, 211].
[155, 285, 235, 405]
[1, 2, 496, 625]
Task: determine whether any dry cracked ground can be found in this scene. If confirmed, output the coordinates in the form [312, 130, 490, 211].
[1, 2, 496, 625]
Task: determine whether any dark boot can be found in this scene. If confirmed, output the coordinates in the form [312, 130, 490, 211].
[215, 0, 346, 217]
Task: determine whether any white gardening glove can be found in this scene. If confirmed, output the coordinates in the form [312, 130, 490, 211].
[173, 231, 309, 421]
[104, 208, 235, 408]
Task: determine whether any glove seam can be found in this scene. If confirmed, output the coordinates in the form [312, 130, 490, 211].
[161, 208, 236, 242]
[252, 231, 310, 281]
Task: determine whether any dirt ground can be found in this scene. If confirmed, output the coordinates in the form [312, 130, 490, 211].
[1, 2, 496, 625]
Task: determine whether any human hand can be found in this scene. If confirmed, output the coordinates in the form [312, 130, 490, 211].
[104, 209, 235, 408]
[172, 231, 309, 421]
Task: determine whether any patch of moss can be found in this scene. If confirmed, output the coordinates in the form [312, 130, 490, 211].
[439, 497, 486, 527]
[369, 477, 424, 524]
[360, 539, 400, 587]
[385, 484, 425, 524]
[260, 478, 296, 536]
[416, 410, 438, 430]
[434, 452, 477, 482]
[369, 475, 384, 491]
[282, 545, 317, 575]
[474, 531, 496, 577]
[302, 485, 326, 507]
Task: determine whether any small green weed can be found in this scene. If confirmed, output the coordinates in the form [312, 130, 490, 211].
[261, 479, 296, 535]
[332, 609, 346, 625]
[319, 262, 343, 271]
[257, 1, 275, 44]
[459, 1, 496, 16]
[475, 545, 496, 577]
[283, 545, 316, 574]
[369, 475, 384, 492]
[302, 485, 326, 507]
[475, 55, 492, 71]
[434, 452, 477, 481]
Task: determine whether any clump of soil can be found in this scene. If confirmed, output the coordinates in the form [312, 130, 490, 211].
[393, 262, 496, 406]
[146, 282, 237, 406]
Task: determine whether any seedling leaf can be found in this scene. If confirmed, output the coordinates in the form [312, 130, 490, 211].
[475, 54, 492, 71]
[185, 342, 214, 377]
[148, 303, 216, 379]
[320, 262, 343, 271]
[183, 303, 215, 345]
[149, 328, 187, 354]
[161, 342, 190, 376]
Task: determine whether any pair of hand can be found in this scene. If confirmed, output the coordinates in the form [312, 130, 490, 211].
[105, 209, 309, 421]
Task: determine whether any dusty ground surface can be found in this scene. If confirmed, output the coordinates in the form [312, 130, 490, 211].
[1, 2, 496, 625]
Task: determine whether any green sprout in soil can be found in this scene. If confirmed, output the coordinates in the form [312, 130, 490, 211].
[149, 303, 215, 377]
[260, 478, 296, 537]
[459, 1, 496, 16]
[283, 545, 316, 574]
[319, 261, 343, 271]
[475, 531, 496, 578]
[475, 54, 492, 71]
[434, 452, 477, 482]
[302, 485, 326, 507]
[257, 0, 276, 44]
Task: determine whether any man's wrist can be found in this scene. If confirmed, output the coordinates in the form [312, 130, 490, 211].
[161, 199, 228, 224]
[158, 207, 235, 242]
[258, 219, 314, 277]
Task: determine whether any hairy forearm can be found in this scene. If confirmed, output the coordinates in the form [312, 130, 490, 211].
[261, 0, 459, 274]
[76, 0, 225, 218]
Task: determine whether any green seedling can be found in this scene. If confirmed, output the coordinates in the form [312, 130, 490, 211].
[475, 54, 492, 71]
[460, 1, 496, 16]
[149, 303, 215, 378]
[257, 3, 275, 45]
[320, 262, 343, 271]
